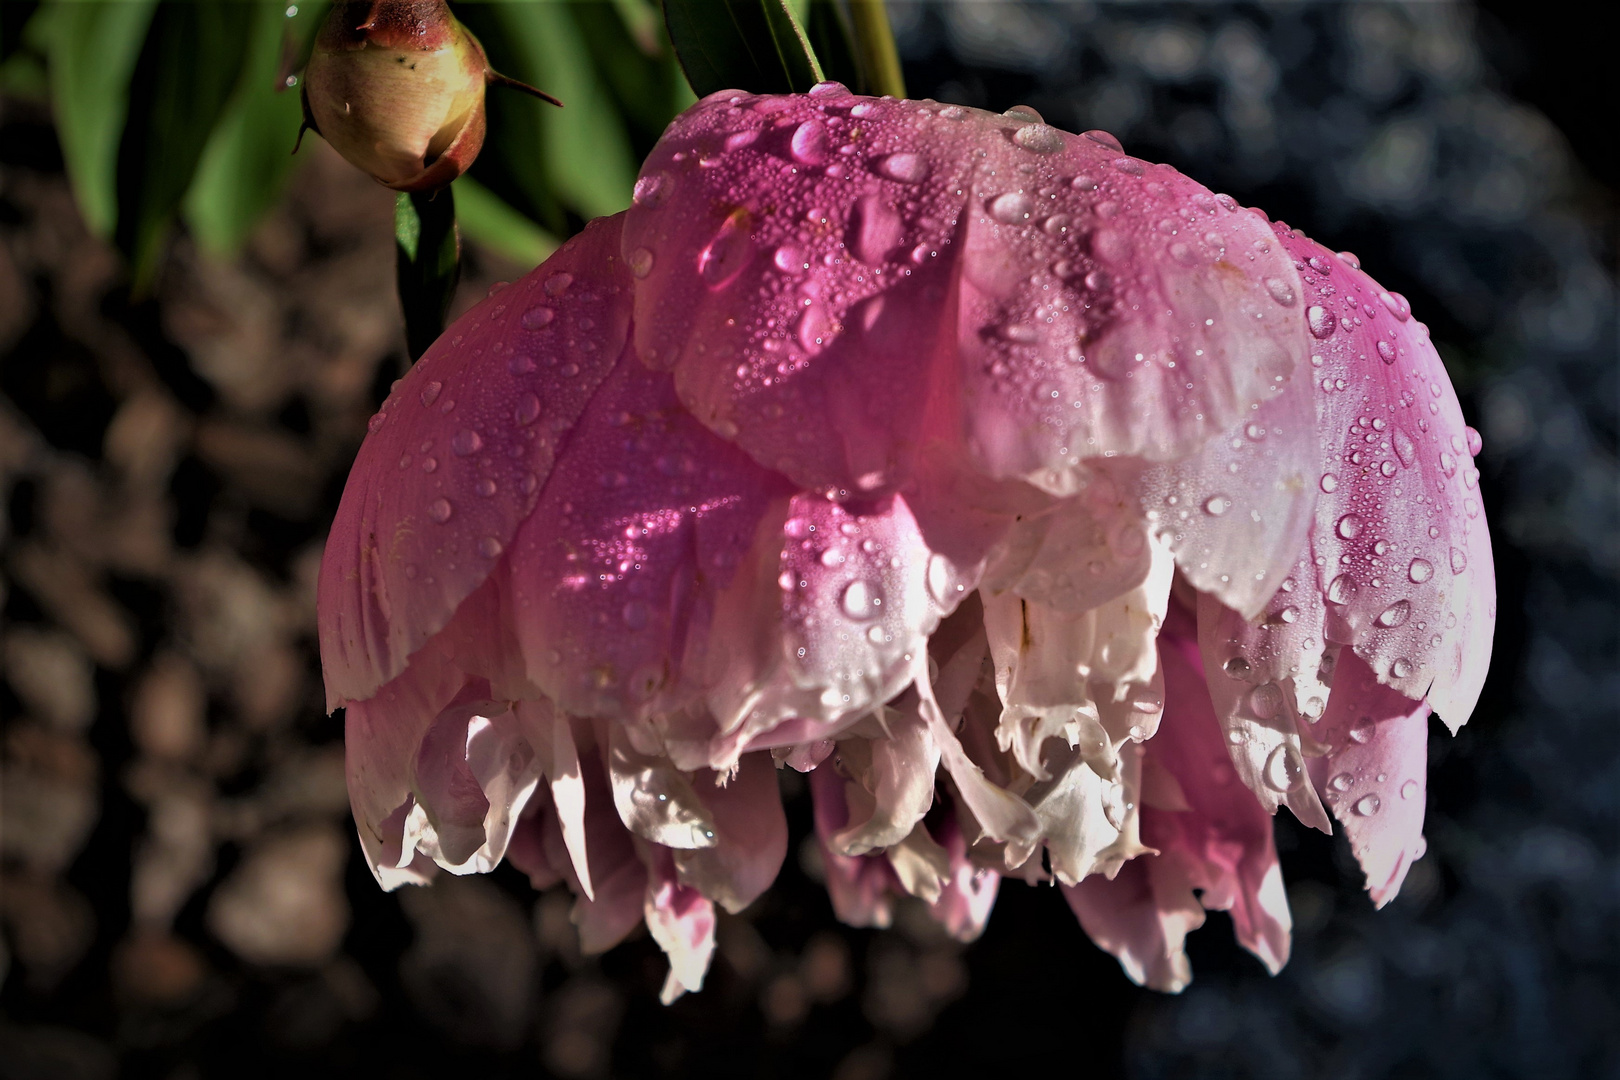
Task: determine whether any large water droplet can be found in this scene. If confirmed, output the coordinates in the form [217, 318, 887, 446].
[1203, 494, 1232, 516]
[797, 303, 835, 352]
[1377, 340, 1397, 363]
[774, 244, 805, 272]
[1378, 290, 1411, 321]
[1082, 129, 1123, 151]
[878, 152, 928, 183]
[1400, 779, 1419, 800]
[1248, 682, 1284, 720]
[1320, 473, 1339, 493]
[1390, 657, 1414, 678]
[926, 554, 955, 605]
[790, 119, 827, 164]
[1330, 772, 1354, 793]
[420, 381, 443, 407]
[698, 214, 752, 288]
[1465, 426, 1483, 457]
[452, 429, 483, 456]
[1353, 794, 1382, 816]
[1327, 573, 1358, 605]
[428, 498, 453, 523]
[1407, 558, 1433, 583]
[989, 192, 1033, 224]
[1223, 656, 1251, 679]
[1449, 547, 1467, 574]
[1336, 513, 1364, 540]
[1264, 744, 1305, 792]
[1393, 428, 1416, 468]
[1265, 277, 1297, 306]
[1307, 305, 1335, 339]
[478, 536, 503, 558]
[544, 272, 573, 297]
[1439, 451, 1457, 478]
[1376, 599, 1410, 628]
[515, 394, 541, 425]
[632, 172, 670, 208]
[1012, 124, 1064, 153]
[628, 247, 655, 278]
[840, 580, 879, 620]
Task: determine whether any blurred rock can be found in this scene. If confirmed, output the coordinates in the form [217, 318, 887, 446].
[540, 975, 622, 1078]
[206, 824, 349, 967]
[8, 544, 136, 668]
[0, 873, 95, 990]
[3, 627, 95, 731]
[129, 652, 207, 761]
[102, 388, 189, 491]
[111, 931, 208, 1005]
[129, 778, 214, 929]
[399, 876, 536, 1049]
[0, 725, 99, 874]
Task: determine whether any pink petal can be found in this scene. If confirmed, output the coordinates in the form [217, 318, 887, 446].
[1306, 649, 1430, 907]
[826, 700, 941, 856]
[673, 753, 788, 913]
[642, 843, 718, 1003]
[502, 345, 790, 729]
[1195, 588, 1332, 832]
[926, 807, 1000, 943]
[810, 763, 901, 929]
[1067, 601, 1291, 988]
[1273, 225, 1495, 728]
[519, 701, 593, 898]
[622, 93, 1309, 500]
[554, 733, 649, 955]
[319, 215, 631, 708]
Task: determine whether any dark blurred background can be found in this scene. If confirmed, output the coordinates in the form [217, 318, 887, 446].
[1, 3, 1614, 1079]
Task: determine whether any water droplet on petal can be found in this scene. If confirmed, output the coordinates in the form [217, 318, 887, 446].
[790, 119, 827, 164]
[628, 247, 654, 278]
[1400, 779, 1419, 800]
[544, 273, 573, 297]
[420, 457, 438, 473]
[419, 381, 443, 407]
[1264, 277, 1296, 306]
[515, 394, 541, 425]
[475, 477, 497, 497]
[1449, 547, 1467, 574]
[1391, 657, 1414, 678]
[1004, 105, 1043, 122]
[1377, 340, 1397, 363]
[774, 244, 805, 272]
[632, 172, 670, 208]
[1248, 682, 1284, 719]
[1307, 305, 1335, 339]
[1264, 745, 1305, 792]
[1203, 494, 1232, 516]
[1330, 772, 1354, 793]
[1328, 573, 1358, 605]
[1353, 794, 1382, 816]
[429, 498, 453, 523]
[1465, 426, 1483, 457]
[840, 580, 878, 620]
[508, 353, 537, 375]
[1379, 291, 1411, 321]
[1012, 124, 1064, 153]
[452, 429, 483, 456]
[478, 536, 503, 558]
[1320, 473, 1339, 493]
[698, 214, 752, 288]
[989, 192, 1033, 224]
[1337, 513, 1364, 539]
[1223, 656, 1251, 678]
[1083, 129, 1123, 151]
[878, 152, 928, 182]
[1408, 559, 1433, 583]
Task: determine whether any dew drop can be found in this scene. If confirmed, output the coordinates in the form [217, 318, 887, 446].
[1248, 682, 1284, 720]
[840, 580, 879, 620]
[452, 429, 483, 456]
[478, 536, 503, 558]
[1439, 451, 1457, 478]
[1330, 772, 1354, 793]
[520, 305, 555, 331]
[367, 411, 386, 433]
[1377, 340, 1397, 363]
[515, 394, 541, 425]
[1307, 305, 1335, 339]
[1203, 494, 1232, 516]
[989, 192, 1034, 224]
[1378, 290, 1411, 321]
[475, 477, 497, 497]
[1223, 656, 1251, 679]
[790, 119, 827, 164]
[420, 457, 438, 473]
[1353, 794, 1382, 816]
[879, 152, 929, 182]
[1449, 547, 1467, 574]
[419, 381, 443, 407]
[1400, 779, 1419, 800]
[628, 247, 655, 278]
[508, 353, 537, 375]
[1264, 744, 1305, 792]
[1264, 277, 1296, 306]
[544, 272, 573, 297]
[1390, 657, 1415, 678]
[632, 172, 670, 208]
[1082, 129, 1123, 151]
[1408, 558, 1433, 583]
[774, 244, 805, 272]
[698, 216, 752, 288]
[428, 498, 453, 523]
[1320, 473, 1339, 493]
[1303, 696, 1325, 721]
[1012, 123, 1065, 153]
[1393, 428, 1416, 468]
[1327, 573, 1358, 605]
[1465, 425, 1483, 457]
[1336, 513, 1364, 540]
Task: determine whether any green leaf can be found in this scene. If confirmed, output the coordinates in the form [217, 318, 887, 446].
[807, 0, 904, 99]
[182, 2, 325, 259]
[27, 0, 159, 239]
[453, 176, 558, 270]
[663, 0, 824, 98]
[463, 3, 638, 224]
[396, 189, 460, 362]
[115, 1, 257, 289]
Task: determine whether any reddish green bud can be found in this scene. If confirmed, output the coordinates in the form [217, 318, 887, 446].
[300, 1, 556, 192]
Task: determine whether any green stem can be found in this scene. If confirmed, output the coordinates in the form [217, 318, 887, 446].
[847, 0, 904, 100]
[395, 188, 460, 362]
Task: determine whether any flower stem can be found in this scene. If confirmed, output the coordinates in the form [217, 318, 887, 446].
[847, 0, 905, 100]
[395, 188, 460, 362]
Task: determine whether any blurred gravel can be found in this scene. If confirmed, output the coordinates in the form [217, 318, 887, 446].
[0, 3, 1612, 1079]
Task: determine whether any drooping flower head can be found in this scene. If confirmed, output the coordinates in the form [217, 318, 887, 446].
[318, 85, 1494, 998]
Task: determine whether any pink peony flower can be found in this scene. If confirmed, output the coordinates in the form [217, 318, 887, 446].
[318, 85, 1494, 997]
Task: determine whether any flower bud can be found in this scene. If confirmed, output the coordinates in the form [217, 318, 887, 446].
[300, 1, 555, 192]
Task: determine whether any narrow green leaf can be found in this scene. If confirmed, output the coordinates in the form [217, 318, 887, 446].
[183, 2, 325, 259]
[453, 176, 558, 270]
[805, 0, 905, 99]
[115, 1, 257, 289]
[663, 0, 825, 98]
[396, 189, 460, 362]
[462, 2, 638, 223]
[27, 0, 158, 239]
